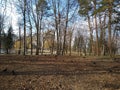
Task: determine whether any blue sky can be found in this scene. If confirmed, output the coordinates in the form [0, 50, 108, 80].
[0, 0, 89, 36]
[0, 0, 20, 34]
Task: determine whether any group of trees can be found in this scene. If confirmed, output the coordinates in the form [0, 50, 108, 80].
[16, 0, 78, 55]
[0, 0, 14, 54]
[4, 26, 14, 54]
[76, 0, 120, 56]
[0, 0, 120, 56]
[0, 24, 14, 54]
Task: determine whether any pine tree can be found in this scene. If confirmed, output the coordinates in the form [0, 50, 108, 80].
[78, 0, 93, 55]
[4, 26, 14, 54]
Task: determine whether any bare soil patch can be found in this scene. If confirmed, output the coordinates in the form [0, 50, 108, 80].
[0, 55, 120, 90]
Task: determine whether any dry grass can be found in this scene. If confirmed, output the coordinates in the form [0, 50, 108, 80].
[0, 74, 120, 90]
[0, 55, 120, 90]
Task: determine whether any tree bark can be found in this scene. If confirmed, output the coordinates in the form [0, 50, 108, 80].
[0, 29, 1, 54]
[108, 4, 112, 56]
[87, 15, 93, 55]
[18, 26, 21, 54]
[62, 0, 69, 55]
[23, 0, 26, 55]
[94, 0, 99, 56]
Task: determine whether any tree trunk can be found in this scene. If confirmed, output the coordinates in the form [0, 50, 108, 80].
[0, 29, 1, 54]
[99, 13, 106, 56]
[6, 49, 8, 54]
[36, 23, 39, 55]
[39, 13, 43, 54]
[94, 0, 99, 56]
[99, 14, 102, 55]
[87, 15, 93, 55]
[51, 31, 55, 55]
[62, 0, 69, 55]
[95, 14, 99, 56]
[69, 35, 72, 56]
[52, 0, 60, 55]
[103, 13, 107, 56]
[41, 37, 45, 55]
[18, 26, 21, 54]
[108, 6, 112, 56]
[23, 0, 26, 55]
[30, 26, 33, 55]
[36, 10, 40, 55]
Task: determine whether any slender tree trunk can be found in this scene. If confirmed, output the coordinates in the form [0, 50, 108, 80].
[39, 13, 43, 54]
[87, 15, 93, 55]
[23, 0, 26, 55]
[95, 14, 99, 56]
[62, 28, 67, 55]
[99, 13, 106, 56]
[36, 23, 39, 55]
[94, 0, 99, 56]
[30, 27, 33, 55]
[108, 5, 112, 56]
[52, 0, 60, 55]
[99, 14, 103, 55]
[41, 37, 45, 55]
[28, 0, 33, 55]
[27, 6, 33, 55]
[36, 8, 40, 55]
[84, 40, 87, 56]
[58, 2, 61, 55]
[69, 35, 72, 56]
[18, 26, 21, 54]
[6, 49, 8, 54]
[62, 0, 69, 55]
[56, 23, 59, 55]
[41, 37, 43, 55]
[0, 29, 1, 54]
[51, 31, 55, 55]
[103, 13, 106, 56]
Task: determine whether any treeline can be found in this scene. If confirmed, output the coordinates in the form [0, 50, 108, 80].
[74, 0, 120, 56]
[0, 0, 120, 56]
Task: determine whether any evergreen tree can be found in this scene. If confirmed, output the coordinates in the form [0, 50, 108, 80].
[4, 26, 14, 54]
[0, 14, 5, 54]
[78, 0, 93, 55]
[93, 0, 119, 56]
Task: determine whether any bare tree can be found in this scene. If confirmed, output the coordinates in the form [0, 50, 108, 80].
[0, 14, 5, 54]
[50, 0, 78, 55]
[93, 0, 99, 56]
[17, 0, 27, 55]
[67, 27, 74, 56]
[0, 0, 8, 54]
[26, 0, 33, 55]
[18, 25, 22, 54]
[31, 0, 48, 55]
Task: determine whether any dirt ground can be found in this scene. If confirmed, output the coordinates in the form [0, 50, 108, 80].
[0, 55, 120, 90]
